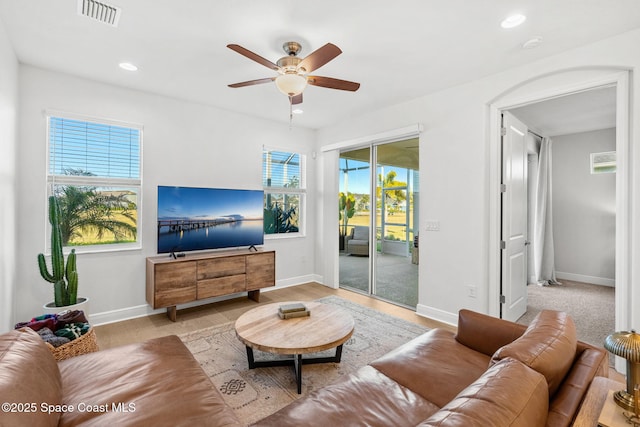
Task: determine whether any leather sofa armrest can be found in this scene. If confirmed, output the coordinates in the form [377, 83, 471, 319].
[455, 309, 527, 357]
[546, 346, 609, 427]
[576, 342, 609, 378]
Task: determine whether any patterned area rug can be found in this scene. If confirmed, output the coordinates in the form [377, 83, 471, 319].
[179, 296, 428, 426]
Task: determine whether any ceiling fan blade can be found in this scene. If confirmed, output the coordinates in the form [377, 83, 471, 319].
[228, 77, 275, 88]
[298, 43, 342, 73]
[307, 76, 360, 92]
[291, 93, 303, 105]
[227, 44, 279, 71]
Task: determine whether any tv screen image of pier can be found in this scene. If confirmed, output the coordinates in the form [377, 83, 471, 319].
[157, 186, 264, 253]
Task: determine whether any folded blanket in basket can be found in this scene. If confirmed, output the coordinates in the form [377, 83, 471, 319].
[14, 310, 88, 333]
[14, 314, 59, 332]
[55, 322, 90, 340]
[56, 310, 88, 327]
[37, 327, 70, 347]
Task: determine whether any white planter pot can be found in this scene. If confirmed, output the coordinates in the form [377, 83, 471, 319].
[42, 297, 90, 322]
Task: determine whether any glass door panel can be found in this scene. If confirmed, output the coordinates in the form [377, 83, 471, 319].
[338, 148, 371, 293]
[373, 141, 419, 308]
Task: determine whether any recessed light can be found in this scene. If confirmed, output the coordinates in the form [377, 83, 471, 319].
[501, 14, 526, 29]
[522, 36, 543, 49]
[292, 108, 304, 115]
[119, 62, 138, 71]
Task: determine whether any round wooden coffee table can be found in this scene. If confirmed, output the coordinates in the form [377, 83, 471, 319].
[235, 301, 354, 394]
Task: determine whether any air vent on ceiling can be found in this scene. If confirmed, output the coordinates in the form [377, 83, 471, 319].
[77, 0, 122, 27]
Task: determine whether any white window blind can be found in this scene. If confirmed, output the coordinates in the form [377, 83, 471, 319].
[49, 117, 140, 179]
[263, 150, 301, 188]
[590, 151, 616, 174]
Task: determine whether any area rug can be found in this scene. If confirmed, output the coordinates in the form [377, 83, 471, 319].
[179, 296, 428, 426]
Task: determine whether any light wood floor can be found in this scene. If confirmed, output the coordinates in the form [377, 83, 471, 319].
[93, 282, 625, 383]
[94, 282, 456, 350]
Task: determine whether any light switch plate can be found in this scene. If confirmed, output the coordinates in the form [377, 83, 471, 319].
[425, 221, 440, 231]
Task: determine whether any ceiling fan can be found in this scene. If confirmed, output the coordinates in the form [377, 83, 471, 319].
[227, 41, 360, 105]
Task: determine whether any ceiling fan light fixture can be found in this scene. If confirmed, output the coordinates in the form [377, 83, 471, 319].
[275, 73, 307, 96]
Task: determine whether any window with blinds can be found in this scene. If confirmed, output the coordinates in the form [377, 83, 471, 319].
[263, 149, 305, 235]
[47, 114, 142, 251]
[590, 151, 616, 174]
[49, 117, 140, 179]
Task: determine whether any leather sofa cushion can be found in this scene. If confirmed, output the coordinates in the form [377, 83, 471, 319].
[0, 328, 63, 427]
[491, 310, 577, 397]
[370, 328, 490, 407]
[58, 335, 241, 427]
[252, 365, 440, 427]
[418, 357, 549, 427]
[455, 309, 526, 356]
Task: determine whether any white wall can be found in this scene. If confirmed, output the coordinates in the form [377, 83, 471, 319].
[0, 17, 18, 332]
[15, 65, 317, 326]
[317, 28, 640, 327]
[552, 128, 616, 286]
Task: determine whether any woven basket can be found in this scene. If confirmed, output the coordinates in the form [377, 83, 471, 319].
[46, 327, 99, 361]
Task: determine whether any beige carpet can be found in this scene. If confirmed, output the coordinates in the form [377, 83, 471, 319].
[179, 296, 428, 426]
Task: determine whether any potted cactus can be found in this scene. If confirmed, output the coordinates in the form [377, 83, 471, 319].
[38, 196, 88, 314]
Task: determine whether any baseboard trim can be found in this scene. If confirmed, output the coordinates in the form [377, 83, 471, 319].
[263, 274, 321, 290]
[555, 272, 615, 287]
[416, 303, 457, 327]
[90, 304, 157, 326]
[90, 275, 319, 326]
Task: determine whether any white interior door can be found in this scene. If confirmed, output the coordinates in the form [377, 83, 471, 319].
[501, 112, 528, 321]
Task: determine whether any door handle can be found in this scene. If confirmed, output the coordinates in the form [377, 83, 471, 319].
[524, 241, 531, 246]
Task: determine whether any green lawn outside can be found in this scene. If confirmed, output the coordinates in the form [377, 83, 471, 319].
[343, 211, 414, 242]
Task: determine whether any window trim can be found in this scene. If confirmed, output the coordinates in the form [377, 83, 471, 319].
[263, 146, 306, 238]
[45, 111, 144, 254]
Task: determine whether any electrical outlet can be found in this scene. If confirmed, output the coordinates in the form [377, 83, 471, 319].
[467, 285, 477, 298]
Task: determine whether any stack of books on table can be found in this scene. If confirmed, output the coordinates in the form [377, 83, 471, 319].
[278, 303, 311, 319]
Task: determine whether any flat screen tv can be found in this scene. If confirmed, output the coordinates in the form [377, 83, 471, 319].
[157, 186, 264, 254]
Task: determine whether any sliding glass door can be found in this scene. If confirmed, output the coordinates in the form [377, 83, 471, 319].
[338, 147, 371, 293]
[339, 139, 419, 308]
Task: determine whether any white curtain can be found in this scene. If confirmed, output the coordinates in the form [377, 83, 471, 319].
[533, 137, 560, 286]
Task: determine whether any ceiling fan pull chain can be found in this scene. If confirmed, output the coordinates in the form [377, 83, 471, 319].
[289, 96, 293, 130]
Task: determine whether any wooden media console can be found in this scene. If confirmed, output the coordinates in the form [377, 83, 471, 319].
[146, 249, 275, 321]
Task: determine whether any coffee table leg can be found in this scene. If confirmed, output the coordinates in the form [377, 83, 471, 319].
[334, 344, 344, 362]
[245, 346, 256, 369]
[294, 354, 302, 394]
[244, 344, 345, 394]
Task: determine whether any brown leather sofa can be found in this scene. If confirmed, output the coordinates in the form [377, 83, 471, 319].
[0, 328, 242, 427]
[253, 309, 608, 427]
[1, 309, 608, 427]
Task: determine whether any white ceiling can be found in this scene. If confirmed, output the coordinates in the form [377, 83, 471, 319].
[509, 86, 617, 137]
[1, 0, 639, 129]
